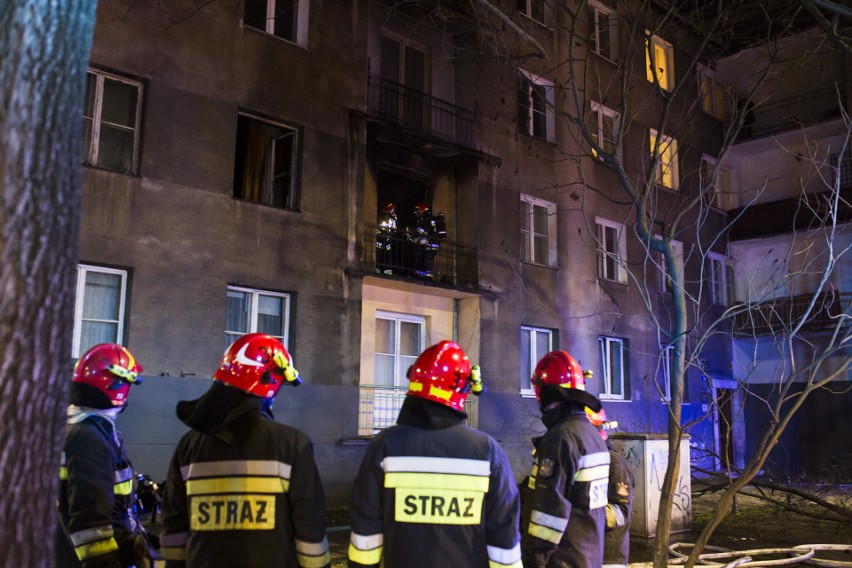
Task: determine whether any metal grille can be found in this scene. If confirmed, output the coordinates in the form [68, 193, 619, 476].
[358, 384, 479, 436]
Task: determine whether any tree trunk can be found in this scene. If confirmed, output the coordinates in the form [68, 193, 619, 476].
[0, 1, 98, 565]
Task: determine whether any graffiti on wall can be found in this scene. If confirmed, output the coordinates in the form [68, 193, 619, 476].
[648, 443, 691, 533]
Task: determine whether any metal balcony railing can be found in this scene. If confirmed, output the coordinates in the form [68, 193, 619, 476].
[732, 291, 852, 337]
[357, 384, 478, 435]
[364, 224, 478, 289]
[367, 74, 477, 148]
[728, 188, 852, 240]
[734, 86, 846, 140]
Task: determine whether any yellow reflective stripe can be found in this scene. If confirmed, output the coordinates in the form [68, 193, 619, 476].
[348, 543, 383, 565]
[428, 385, 453, 401]
[160, 546, 187, 561]
[186, 476, 288, 495]
[75, 537, 118, 560]
[115, 479, 133, 496]
[385, 471, 489, 492]
[528, 522, 563, 544]
[409, 382, 423, 393]
[297, 550, 332, 568]
[490, 559, 523, 568]
[574, 464, 610, 482]
[59, 466, 68, 480]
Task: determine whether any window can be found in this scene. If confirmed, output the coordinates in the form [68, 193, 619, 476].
[650, 129, 679, 190]
[698, 65, 729, 120]
[518, 0, 545, 23]
[701, 155, 734, 210]
[590, 101, 619, 158]
[72, 265, 128, 358]
[521, 195, 557, 266]
[598, 336, 628, 400]
[82, 70, 142, 174]
[595, 217, 627, 284]
[225, 286, 291, 349]
[657, 238, 684, 294]
[520, 326, 554, 395]
[243, 0, 309, 46]
[645, 33, 674, 91]
[589, 0, 618, 61]
[373, 312, 426, 387]
[659, 344, 673, 401]
[380, 34, 427, 128]
[518, 69, 555, 142]
[233, 114, 298, 210]
[709, 252, 734, 305]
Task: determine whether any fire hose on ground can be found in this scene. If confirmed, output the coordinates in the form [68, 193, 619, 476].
[626, 543, 852, 567]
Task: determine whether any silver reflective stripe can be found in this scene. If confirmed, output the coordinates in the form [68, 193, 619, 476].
[70, 525, 114, 546]
[530, 510, 568, 532]
[578, 451, 610, 469]
[382, 456, 491, 476]
[602, 564, 627, 568]
[159, 532, 188, 547]
[115, 466, 133, 483]
[349, 531, 383, 550]
[180, 459, 292, 481]
[60, 452, 66, 466]
[295, 536, 330, 555]
[487, 543, 521, 564]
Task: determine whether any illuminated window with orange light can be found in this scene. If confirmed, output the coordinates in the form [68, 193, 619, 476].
[645, 33, 674, 91]
[650, 129, 679, 190]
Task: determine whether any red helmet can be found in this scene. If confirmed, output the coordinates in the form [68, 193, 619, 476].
[213, 333, 300, 398]
[414, 203, 430, 214]
[382, 202, 396, 214]
[407, 341, 485, 412]
[531, 350, 587, 402]
[72, 343, 143, 407]
[586, 407, 617, 440]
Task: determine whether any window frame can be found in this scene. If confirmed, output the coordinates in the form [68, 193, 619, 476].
[82, 69, 143, 174]
[656, 237, 684, 294]
[590, 101, 619, 158]
[589, 0, 618, 61]
[520, 194, 557, 267]
[645, 33, 675, 91]
[701, 154, 734, 210]
[373, 311, 427, 388]
[598, 335, 628, 400]
[595, 217, 627, 284]
[518, 0, 546, 24]
[650, 128, 679, 190]
[224, 285, 291, 350]
[517, 69, 555, 142]
[233, 113, 300, 211]
[243, 0, 310, 46]
[697, 64, 729, 120]
[520, 326, 554, 396]
[708, 252, 733, 306]
[72, 264, 128, 359]
[659, 344, 673, 401]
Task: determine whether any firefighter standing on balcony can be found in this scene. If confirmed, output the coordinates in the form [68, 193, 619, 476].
[347, 340, 522, 568]
[159, 333, 330, 568]
[57, 343, 151, 568]
[521, 351, 609, 568]
[376, 201, 398, 274]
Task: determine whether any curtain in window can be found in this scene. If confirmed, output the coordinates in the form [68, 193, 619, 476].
[80, 272, 121, 353]
[241, 120, 267, 203]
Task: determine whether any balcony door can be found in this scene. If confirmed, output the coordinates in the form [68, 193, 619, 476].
[380, 34, 426, 128]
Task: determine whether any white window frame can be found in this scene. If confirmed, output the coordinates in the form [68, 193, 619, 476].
[224, 286, 291, 349]
[518, 0, 546, 24]
[595, 217, 627, 284]
[697, 64, 729, 120]
[650, 128, 679, 190]
[708, 252, 733, 306]
[234, 114, 299, 210]
[659, 344, 673, 401]
[520, 326, 554, 396]
[518, 69, 555, 142]
[656, 237, 684, 294]
[520, 194, 557, 266]
[373, 311, 427, 387]
[72, 265, 128, 359]
[243, 0, 310, 47]
[82, 69, 142, 174]
[701, 154, 735, 210]
[598, 336, 627, 400]
[645, 33, 675, 91]
[590, 101, 619, 158]
[589, 0, 618, 61]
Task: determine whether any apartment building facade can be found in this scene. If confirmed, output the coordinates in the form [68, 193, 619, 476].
[80, 0, 734, 503]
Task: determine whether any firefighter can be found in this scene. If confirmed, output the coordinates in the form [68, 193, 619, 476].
[57, 343, 151, 568]
[348, 340, 522, 568]
[521, 350, 610, 568]
[160, 333, 330, 568]
[587, 407, 635, 568]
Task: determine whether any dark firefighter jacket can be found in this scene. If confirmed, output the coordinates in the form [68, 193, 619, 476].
[603, 446, 634, 568]
[160, 382, 330, 568]
[57, 412, 143, 568]
[521, 402, 610, 568]
[347, 396, 522, 568]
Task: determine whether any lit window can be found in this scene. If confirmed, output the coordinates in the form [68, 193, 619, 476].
[521, 194, 557, 266]
[645, 33, 674, 91]
[520, 326, 554, 395]
[598, 336, 628, 400]
[589, 0, 618, 61]
[82, 70, 142, 174]
[72, 265, 128, 358]
[518, 69, 555, 142]
[701, 155, 734, 210]
[233, 114, 298, 210]
[709, 253, 734, 306]
[224, 286, 290, 350]
[650, 129, 679, 189]
[590, 101, 619, 157]
[518, 0, 545, 23]
[595, 217, 627, 284]
[373, 312, 425, 387]
[659, 344, 673, 401]
[698, 65, 729, 120]
[243, 0, 309, 46]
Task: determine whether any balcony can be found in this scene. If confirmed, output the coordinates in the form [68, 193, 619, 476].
[727, 188, 852, 240]
[734, 85, 846, 141]
[732, 291, 852, 337]
[357, 384, 478, 436]
[363, 224, 478, 289]
[367, 74, 477, 149]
